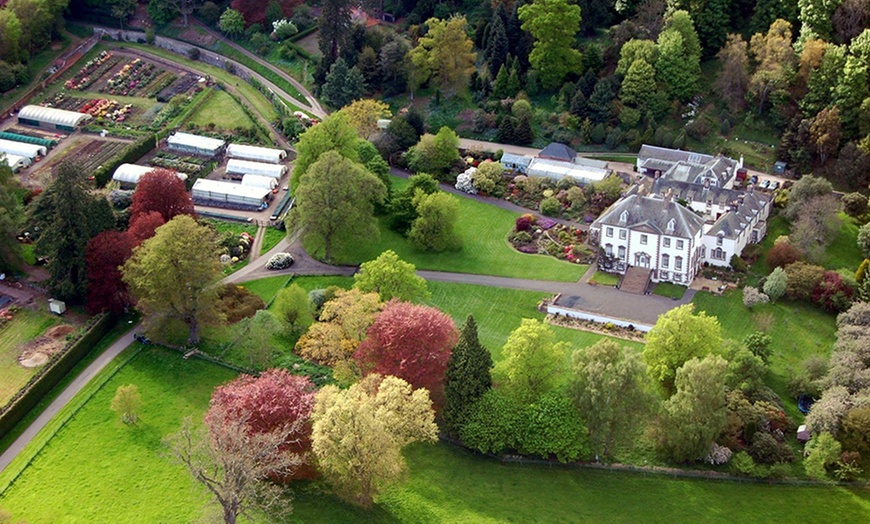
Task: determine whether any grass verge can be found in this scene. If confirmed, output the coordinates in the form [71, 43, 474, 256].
[652, 282, 687, 300]
[260, 227, 286, 256]
[589, 270, 620, 286]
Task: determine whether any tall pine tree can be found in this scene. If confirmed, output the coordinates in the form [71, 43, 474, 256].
[0, 162, 23, 273]
[485, 12, 509, 77]
[442, 315, 493, 437]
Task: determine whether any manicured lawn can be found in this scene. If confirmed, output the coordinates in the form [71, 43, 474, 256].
[188, 89, 256, 131]
[290, 443, 870, 523]
[260, 226, 287, 255]
[204, 218, 257, 237]
[590, 270, 620, 286]
[692, 289, 837, 418]
[0, 346, 235, 523]
[241, 275, 293, 303]
[0, 309, 60, 405]
[316, 176, 587, 282]
[653, 282, 687, 299]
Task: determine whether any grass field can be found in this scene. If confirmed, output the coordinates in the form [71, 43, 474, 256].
[187, 89, 256, 131]
[589, 270, 620, 286]
[240, 275, 294, 303]
[653, 282, 687, 299]
[692, 290, 836, 418]
[819, 214, 862, 271]
[0, 309, 60, 405]
[260, 226, 287, 255]
[0, 346, 235, 523]
[313, 176, 586, 282]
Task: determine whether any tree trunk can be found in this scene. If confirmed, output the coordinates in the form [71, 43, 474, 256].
[223, 503, 237, 524]
[187, 318, 200, 346]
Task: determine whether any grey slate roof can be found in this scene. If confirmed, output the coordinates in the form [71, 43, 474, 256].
[705, 191, 769, 239]
[592, 194, 705, 239]
[538, 142, 577, 162]
[639, 144, 738, 187]
[500, 152, 532, 167]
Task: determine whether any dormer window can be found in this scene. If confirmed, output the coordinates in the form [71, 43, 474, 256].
[619, 211, 628, 225]
[717, 233, 724, 246]
[667, 219, 675, 233]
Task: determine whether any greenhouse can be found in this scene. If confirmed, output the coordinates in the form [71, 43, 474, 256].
[166, 132, 226, 156]
[526, 158, 610, 186]
[17, 105, 91, 131]
[192, 179, 271, 210]
[241, 174, 278, 190]
[111, 164, 188, 188]
[0, 132, 57, 149]
[0, 139, 47, 160]
[226, 159, 287, 179]
[1, 153, 29, 173]
[226, 143, 286, 164]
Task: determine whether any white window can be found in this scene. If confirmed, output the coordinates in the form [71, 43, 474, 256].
[717, 234, 723, 246]
[618, 246, 626, 260]
[619, 229, 627, 240]
[661, 254, 669, 268]
[663, 238, 671, 248]
[676, 240, 684, 250]
[675, 256, 683, 271]
[605, 244, 613, 256]
[674, 273, 682, 282]
[667, 219, 675, 233]
[660, 271, 669, 280]
[619, 211, 628, 224]
[606, 227, 613, 237]
[640, 234, 648, 245]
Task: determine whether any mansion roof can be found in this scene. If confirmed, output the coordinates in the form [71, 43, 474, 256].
[592, 194, 705, 239]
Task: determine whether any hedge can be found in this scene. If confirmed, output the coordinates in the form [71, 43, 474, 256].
[0, 313, 116, 438]
[94, 134, 157, 187]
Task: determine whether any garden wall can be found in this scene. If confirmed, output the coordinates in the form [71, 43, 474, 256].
[0, 313, 116, 437]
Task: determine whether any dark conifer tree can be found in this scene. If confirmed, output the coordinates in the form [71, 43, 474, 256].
[442, 316, 493, 438]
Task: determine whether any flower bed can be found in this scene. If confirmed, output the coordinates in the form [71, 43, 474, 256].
[65, 51, 117, 91]
[508, 214, 594, 264]
[149, 156, 202, 174]
[546, 313, 646, 342]
[102, 59, 158, 96]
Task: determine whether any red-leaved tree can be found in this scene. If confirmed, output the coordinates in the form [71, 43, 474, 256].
[129, 169, 195, 224]
[206, 369, 318, 479]
[354, 301, 458, 410]
[812, 271, 855, 312]
[85, 230, 134, 314]
[127, 211, 165, 247]
[231, 0, 303, 25]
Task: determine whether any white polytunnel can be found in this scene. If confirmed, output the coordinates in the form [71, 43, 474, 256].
[166, 132, 226, 156]
[226, 143, 286, 164]
[0, 138, 47, 160]
[192, 178, 271, 209]
[226, 158, 287, 179]
[241, 174, 278, 190]
[111, 164, 188, 187]
[17, 104, 91, 131]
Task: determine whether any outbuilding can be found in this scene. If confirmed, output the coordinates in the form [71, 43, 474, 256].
[241, 174, 278, 190]
[501, 153, 532, 173]
[1, 153, 29, 172]
[527, 158, 610, 185]
[111, 163, 188, 188]
[226, 158, 287, 180]
[166, 132, 226, 157]
[0, 138, 47, 161]
[17, 105, 91, 132]
[226, 143, 286, 164]
[192, 179, 271, 210]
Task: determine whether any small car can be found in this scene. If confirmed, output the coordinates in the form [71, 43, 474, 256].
[749, 175, 758, 185]
[770, 181, 780, 190]
[760, 179, 771, 189]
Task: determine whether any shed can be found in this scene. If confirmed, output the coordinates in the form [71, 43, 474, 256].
[538, 142, 577, 162]
[18, 105, 91, 132]
[527, 158, 610, 185]
[1, 153, 29, 172]
[226, 143, 286, 164]
[192, 179, 271, 210]
[0, 138, 47, 160]
[226, 159, 287, 179]
[241, 174, 278, 190]
[797, 424, 811, 443]
[501, 153, 532, 173]
[773, 161, 787, 175]
[111, 164, 188, 188]
[48, 298, 66, 315]
[166, 132, 225, 156]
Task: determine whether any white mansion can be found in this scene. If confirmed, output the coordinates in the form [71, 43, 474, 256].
[590, 145, 771, 285]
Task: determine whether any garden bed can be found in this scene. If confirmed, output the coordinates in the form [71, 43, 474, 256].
[508, 214, 595, 264]
[546, 313, 646, 343]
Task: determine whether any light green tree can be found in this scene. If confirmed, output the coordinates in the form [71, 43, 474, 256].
[272, 284, 314, 336]
[409, 191, 461, 252]
[570, 339, 651, 457]
[0, 162, 23, 273]
[763, 267, 788, 302]
[518, 0, 583, 90]
[620, 59, 656, 110]
[234, 310, 282, 369]
[311, 374, 438, 507]
[643, 304, 723, 395]
[407, 126, 460, 175]
[122, 215, 224, 345]
[656, 28, 700, 100]
[659, 355, 728, 462]
[0, 10, 23, 64]
[496, 319, 569, 403]
[804, 432, 842, 480]
[110, 384, 142, 425]
[353, 250, 430, 303]
[749, 19, 796, 114]
[291, 151, 386, 262]
[290, 113, 360, 193]
[616, 39, 657, 76]
[408, 16, 477, 97]
[218, 8, 245, 40]
[471, 160, 504, 194]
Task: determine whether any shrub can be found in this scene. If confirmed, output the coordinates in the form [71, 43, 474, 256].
[459, 389, 522, 455]
[766, 241, 802, 269]
[517, 392, 590, 463]
[749, 432, 793, 464]
[730, 255, 748, 272]
[812, 271, 855, 312]
[266, 252, 294, 270]
[704, 443, 732, 465]
[540, 197, 562, 217]
[509, 230, 533, 245]
[842, 192, 868, 218]
[742, 287, 769, 309]
[731, 451, 756, 475]
[784, 262, 825, 301]
[217, 284, 266, 324]
[187, 47, 201, 61]
[515, 215, 534, 231]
